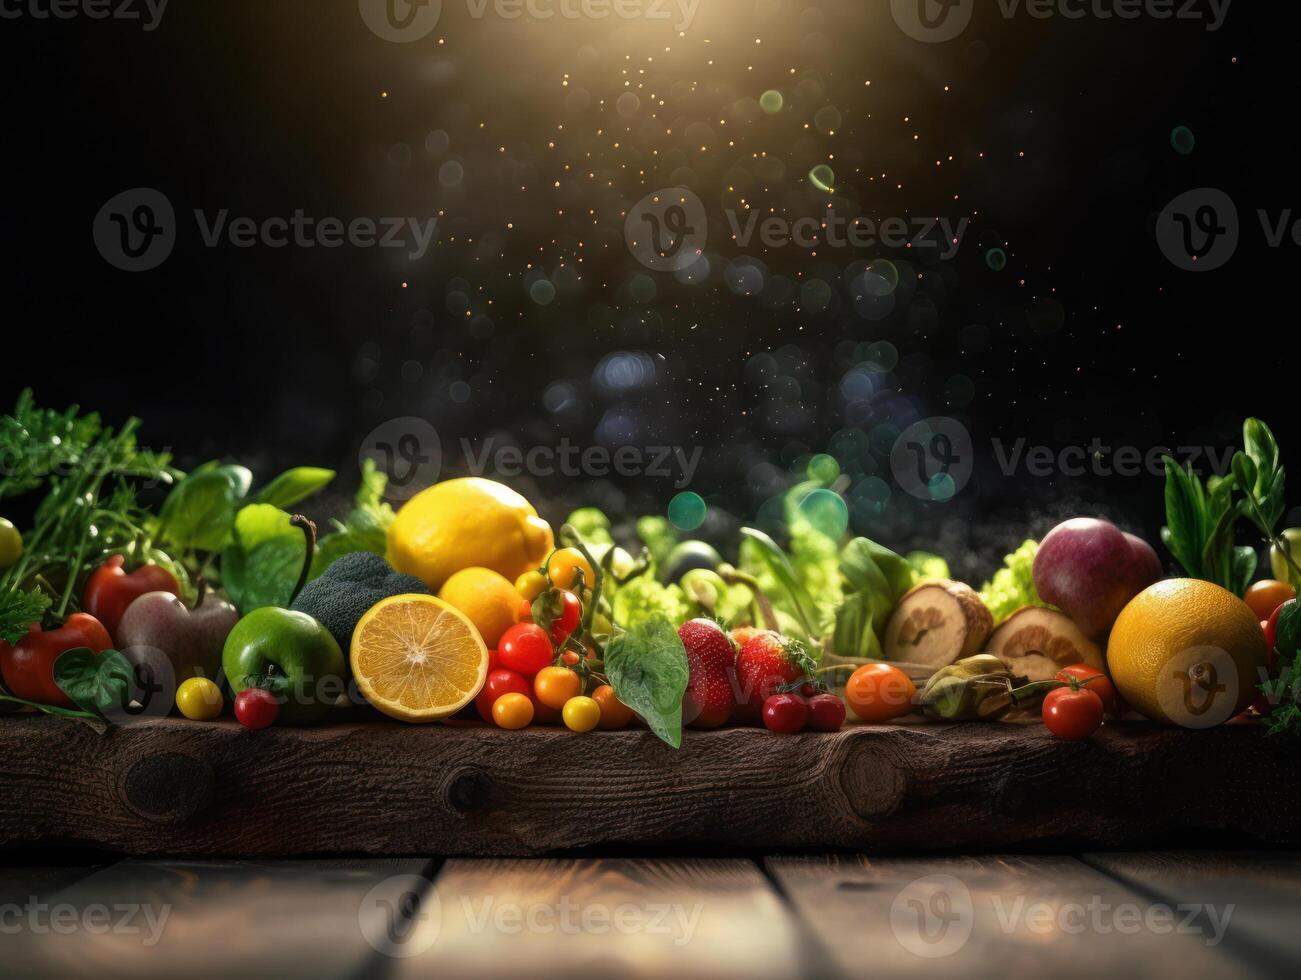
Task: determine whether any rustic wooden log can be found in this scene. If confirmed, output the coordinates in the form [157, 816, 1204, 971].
[0, 717, 1298, 857]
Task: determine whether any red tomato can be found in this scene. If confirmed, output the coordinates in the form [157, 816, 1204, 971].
[1055, 664, 1118, 715]
[0, 613, 114, 707]
[474, 668, 532, 722]
[550, 590, 582, 645]
[806, 693, 846, 732]
[1043, 687, 1104, 741]
[497, 623, 554, 676]
[234, 688, 280, 730]
[82, 555, 180, 641]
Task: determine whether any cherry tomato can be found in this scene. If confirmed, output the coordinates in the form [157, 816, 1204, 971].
[844, 663, 916, 722]
[474, 668, 531, 722]
[550, 590, 582, 645]
[547, 548, 595, 592]
[492, 692, 534, 730]
[806, 693, 846, 732]
[1245, 580, 1297, 620]
[763, 694, 809, 734]
[1055, 664, 1118, 715]
[497, 623, 554, 676]
[562, 695, 601, 732]
[1042, 686, 1104, 741]
[592, 684, 634, 729]
[534, 665, 582, 709]
[234, 688, 279, 730]
[517, 598, 533, 624]
[175, 677, 224, 721]
[515, 570, 548, 601]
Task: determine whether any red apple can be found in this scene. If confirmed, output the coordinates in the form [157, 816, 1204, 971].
[1033, 519, 1162, 638]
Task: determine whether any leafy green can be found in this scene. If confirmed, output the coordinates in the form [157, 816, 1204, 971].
[831, 538, 918, 661]
[636, 516, 677, 571]
[603, 614, 689, 748]
[566, 508, 614, 546]
[221, 504, 306, 613]
[739, 527, 823, 638]
[311, 460, 396, 577]
[979, 540, 1046, 625]
[612, 573, 692, 629]
[255, 467, 335, 510]
[0, 587, 52, 646]
[908, 551, 951, 581]
[52, 647, 136, 718]
[157, 462, 251, 552]
[1265, 601, 1301, 736]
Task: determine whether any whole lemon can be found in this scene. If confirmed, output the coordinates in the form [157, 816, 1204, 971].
[387, 478, 553, 591]
[438, 567, 525, 648]
[1107, 579, 1269, 728]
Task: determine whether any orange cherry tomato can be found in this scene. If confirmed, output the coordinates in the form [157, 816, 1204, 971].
[533, 665, 582, 710]
[492, 692, 534, 730]
[844, 663, 917, 722]
[546, 548, 595, 592]
[592, 684, 635, 729]
[1245, 580, 1297, 620]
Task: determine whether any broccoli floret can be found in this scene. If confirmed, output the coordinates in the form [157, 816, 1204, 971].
[291, 552, 429, 653]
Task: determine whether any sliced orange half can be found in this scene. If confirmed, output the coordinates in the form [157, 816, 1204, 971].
[351, 594, 489, 723]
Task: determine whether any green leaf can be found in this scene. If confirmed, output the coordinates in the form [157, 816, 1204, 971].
[254, 467, 335, 509]
[221, 505, 306, 612]
[1231, 546, 1258, 597]
[158, 462, 251, 552]
[0, 588, 52, 646]
[1244, 418, 1279, 485]
[52, 648, 135, 718]
[603, 614, 689, 748]
[739, 528, 822, 637]
[1161, 456, 1205, 577]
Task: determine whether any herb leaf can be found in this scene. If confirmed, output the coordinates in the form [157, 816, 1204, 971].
[254, 467, 335, 510]
[0, 588, 51, 646]
[603, 614, 689, 748]
[53, 648, 136, 719]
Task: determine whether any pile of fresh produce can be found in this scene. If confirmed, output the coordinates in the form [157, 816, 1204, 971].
[3, 392, 1300, 746]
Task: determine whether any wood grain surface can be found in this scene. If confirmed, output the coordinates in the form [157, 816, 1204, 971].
[4, 858, 432, 980]
[767, 854, 1247, 980]
[1, 715, 1298, 856]
[1084, 851, 1301, 974]
[394, 858, 805, 980]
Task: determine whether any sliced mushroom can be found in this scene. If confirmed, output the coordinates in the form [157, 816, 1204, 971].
[985, 607, 1104, 681]
[883, 580, 993, 669]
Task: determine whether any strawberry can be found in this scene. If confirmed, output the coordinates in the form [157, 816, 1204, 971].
[734, 631, 816, 722]
[678, 618, 737, 729]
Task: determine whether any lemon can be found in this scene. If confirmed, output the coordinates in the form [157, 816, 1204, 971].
[438, 567, 524, 648]
[387, 478, 554, 591]
[1107, 579, 1269, 728]
[350, 594, 488, 723]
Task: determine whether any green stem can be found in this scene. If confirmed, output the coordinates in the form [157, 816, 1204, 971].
[1246, 493, 1301, 585]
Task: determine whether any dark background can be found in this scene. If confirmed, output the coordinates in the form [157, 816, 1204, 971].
[2, 0, 1292, 582]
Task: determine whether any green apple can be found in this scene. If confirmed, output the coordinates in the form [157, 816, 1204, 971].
[1271, 528, 1301, 587]
[222, 607, 345, 725]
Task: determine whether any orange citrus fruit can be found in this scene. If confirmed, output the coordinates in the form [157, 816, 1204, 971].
[1107, 579, 1269, 728]
[437, 566, 525, 648]
[350, 594, 489, 723]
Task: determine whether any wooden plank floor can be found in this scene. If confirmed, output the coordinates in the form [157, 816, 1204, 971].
[0, 852, 1292, 979]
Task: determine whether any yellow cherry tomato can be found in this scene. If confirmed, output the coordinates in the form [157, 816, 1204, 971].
[0, 518, 22, 571]
[546, 548, 596, 592]
[492, 692, 534, 730]
[533, 665, 582, 710]
[592, 684, 634, 730]
[175, 677, 224, 721]
[562, 696, 601, 733]
[515, 570, 548, 602]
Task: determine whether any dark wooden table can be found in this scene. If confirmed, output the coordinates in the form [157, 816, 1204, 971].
[3, 851, 1299, 978]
